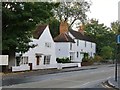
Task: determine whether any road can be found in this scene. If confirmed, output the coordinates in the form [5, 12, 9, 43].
[2, 64, 114, 88]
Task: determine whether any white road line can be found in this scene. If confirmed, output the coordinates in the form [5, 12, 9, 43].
[78, 76, 112, 88]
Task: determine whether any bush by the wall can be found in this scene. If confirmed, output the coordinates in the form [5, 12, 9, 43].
[93, 55, 103, 63]
[81, 57, 94, 66]
[56, 57, 71, 63]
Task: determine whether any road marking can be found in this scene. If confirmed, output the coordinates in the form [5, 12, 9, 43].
[78, 76, 112, 88]
[80, 82, 90, 87]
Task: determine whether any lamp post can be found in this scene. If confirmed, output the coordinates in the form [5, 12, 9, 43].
[115, 45, 118, 82]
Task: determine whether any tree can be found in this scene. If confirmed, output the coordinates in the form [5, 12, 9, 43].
[2, 2, 59, 68]
[54, 0, 91, 28]
[111, 21, 120, 34]
[111, 21, 120, 59]
[84, 19, 117, 61]
[100, 46, 113, 60]
[46, 17, 60, 38]
[84, 19, 111, 54]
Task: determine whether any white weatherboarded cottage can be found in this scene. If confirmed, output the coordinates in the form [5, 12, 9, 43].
[12, 25, 57, 72]
[54, 20, 96, 65]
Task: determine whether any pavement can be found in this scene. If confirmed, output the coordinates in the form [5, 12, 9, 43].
[106, 64, 120, 90]
[1, 64, 119, 89]
[106, 77, 120, 89]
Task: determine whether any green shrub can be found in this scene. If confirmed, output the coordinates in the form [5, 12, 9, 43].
[82, 56, 94, 63]
[82, 57, 94, 66]
[56, 57, 71, 63]
[84, 53, 89, 59]
[93, 55, 103, 62]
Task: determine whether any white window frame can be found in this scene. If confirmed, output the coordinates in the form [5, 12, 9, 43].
[77, 40, 79, 46]
[20, 56, 28, 65]
[44, 55, 51, 65]
[45, 42, 51, 48]
[70, 52, 75, 60]
[77, 52, 79, 58]
[70, 43, 72, 50]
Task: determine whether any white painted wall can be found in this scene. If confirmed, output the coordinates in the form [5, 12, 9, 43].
[55, 42, 70, 58]
[23, 26, 57, 66]
[13, 26, 57, 71]
[55, 33, 96, 63]
[12, 64, 30, 72]
[33, 64, 57, 70]
[12, 63, 81, 72]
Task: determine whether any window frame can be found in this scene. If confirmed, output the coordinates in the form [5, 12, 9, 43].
[77, 40, 79, 46]
[20, 56, 28, 65]
[45, 42, 51, 48]
[77, 52, 79, 58]
[70, 43, 72, 50]
[44, 55, 51, 65]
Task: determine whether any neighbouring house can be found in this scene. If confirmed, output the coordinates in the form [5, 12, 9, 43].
[54, 20, 96, 64]
[12, 25, 57, 72]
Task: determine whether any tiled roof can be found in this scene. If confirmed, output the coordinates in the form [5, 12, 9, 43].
[33, 25, 47, 39]
[69, 30, 95, 42]
[54, 33, 75, 43]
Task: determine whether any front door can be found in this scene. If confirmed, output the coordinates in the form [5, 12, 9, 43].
[70, 52, 75, 61]
[36, 56, 40, 65]
[80, 53, 84, 61]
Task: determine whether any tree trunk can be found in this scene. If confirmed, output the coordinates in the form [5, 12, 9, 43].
[8, 50, 16, 70]
[2, 49, 16, 72]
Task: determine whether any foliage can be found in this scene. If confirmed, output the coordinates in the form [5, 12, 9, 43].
[83, 53, 89, 59]
[54, 1, 91, 28]
[82, 57, 94, 66]
[93, 55, 103, 62]
[47, 17, 60, 38]
[82, 53, 93, 64]
[2, 2, 59, 54]
[111, 21, 120, 34]
[56, 57, 71, 63]
[84, 19, 116, 59]
[100, 46, 113, 60]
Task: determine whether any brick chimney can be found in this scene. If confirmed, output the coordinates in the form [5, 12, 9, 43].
[78, 25, 84, 35]
[60, 18, 68, 34]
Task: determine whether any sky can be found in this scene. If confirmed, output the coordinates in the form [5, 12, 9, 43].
[86, 0, 119, 27]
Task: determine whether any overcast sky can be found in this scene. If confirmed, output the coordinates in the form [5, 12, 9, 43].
[86, 0, 119, 27]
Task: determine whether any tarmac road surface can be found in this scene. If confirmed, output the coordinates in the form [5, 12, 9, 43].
[2, 64, 114, 88]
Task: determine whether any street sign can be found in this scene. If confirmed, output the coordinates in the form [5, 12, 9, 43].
[117, 35, 120, 44]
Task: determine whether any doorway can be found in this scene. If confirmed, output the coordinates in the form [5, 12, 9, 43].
[36, 56, 40, 65]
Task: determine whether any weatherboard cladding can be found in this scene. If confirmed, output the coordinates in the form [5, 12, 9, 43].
[33, 25, 47, 39]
